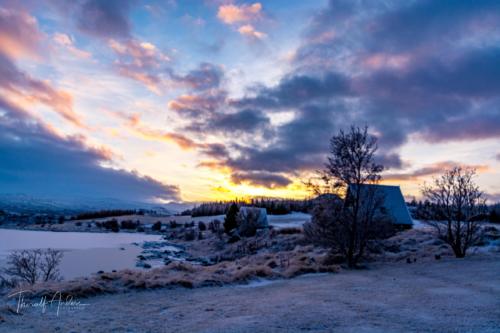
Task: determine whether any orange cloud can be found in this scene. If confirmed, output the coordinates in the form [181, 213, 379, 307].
[122, 113, 199, 150]
[217, 3, 262, 24]
[238, 24, 266, 39]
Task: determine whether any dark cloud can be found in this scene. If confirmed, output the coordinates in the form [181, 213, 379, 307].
[196, 0, 500, 185]
[75, 0, 133, 38]
[186, 108, 271, 136]
[171, 62, 224, 91]
[369, 0, 500, 51]
[234, 72, 351, 110]
[0, 104, 180, 202]
[230, 171, 292, 189]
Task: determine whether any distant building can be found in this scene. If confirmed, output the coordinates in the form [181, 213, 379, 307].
[347, 184, 413, 227]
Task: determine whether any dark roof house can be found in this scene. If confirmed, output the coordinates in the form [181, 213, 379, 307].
[347, 184, 413, 226]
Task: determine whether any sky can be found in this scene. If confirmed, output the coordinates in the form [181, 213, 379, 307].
[0, 0, 499, 204]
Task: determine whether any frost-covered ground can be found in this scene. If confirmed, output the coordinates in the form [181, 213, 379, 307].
[1, 253, 499, 333]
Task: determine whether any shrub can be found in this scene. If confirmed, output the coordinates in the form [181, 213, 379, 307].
[152, 221, 162, 231]
[209, 220, 222, 233]
[198, 221, 206, 231]
[169, 220, 178, 228]
[102, 219, 119, 232]
[184, 229, 196, 241]
[121, 220, 140, 230]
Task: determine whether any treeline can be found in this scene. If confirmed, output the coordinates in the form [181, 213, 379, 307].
[71, 209, 144, 220]
[183, 198, 314, 217]
[409, 200, 500, 223]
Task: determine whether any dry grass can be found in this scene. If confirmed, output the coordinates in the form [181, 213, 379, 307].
[13, 245, 338, 299]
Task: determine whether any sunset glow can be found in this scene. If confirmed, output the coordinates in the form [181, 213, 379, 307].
[1, 0, 499, 203]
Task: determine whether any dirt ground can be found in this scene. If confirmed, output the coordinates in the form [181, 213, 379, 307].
[1, 253, 499, 333]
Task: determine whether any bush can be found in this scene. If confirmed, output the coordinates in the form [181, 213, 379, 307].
[198, 221, 206, 231]
[184, 229, 196, 241]
[102, 219, 120, 232]
[209, 220, 222, 233]
[152, 221, 162, 231]
[120, 220, 140, 230]
[75, 221, 82, 227]
[169, 220, 178, 228]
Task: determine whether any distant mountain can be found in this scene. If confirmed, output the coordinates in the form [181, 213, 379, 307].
[0, 194, 195, 215]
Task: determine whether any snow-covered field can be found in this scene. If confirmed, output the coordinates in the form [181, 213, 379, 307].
[2, 254, 499, 333]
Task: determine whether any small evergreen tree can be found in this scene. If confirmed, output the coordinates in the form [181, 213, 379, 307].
[224, 203, 239, 234]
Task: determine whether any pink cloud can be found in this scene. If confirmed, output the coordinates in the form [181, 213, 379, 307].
[0, 9, 83, 128]
[0, 7, 44, 59]
[53, 33, 92, 59]
[217, 3, 262, 24]
[238, 24, 266, 39]
[108, 38, 171, 93]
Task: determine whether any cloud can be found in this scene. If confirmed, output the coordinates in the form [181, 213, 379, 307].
[0, 99, 179, 202]
[230, 171, 292, 188]
[217, 3, 262, 24]
[195, 0, 500, 187]
[0, 11, 83, 129]
[53, 32, 92, 59]
[217, 2, 267, 40]
[168, 92, 226, 117]
[75, 0, 133, 38]
[108, 38, 171, 93]
[383, 161, 490, 182]
[484, 192, 500, 203]
[238, 24, 266, 39]
[0, 7, 44, 59]
[170, 62, 224, 91]
[117, 113, 198, 150]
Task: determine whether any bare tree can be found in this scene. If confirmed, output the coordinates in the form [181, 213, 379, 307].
[3, 249, 63, 285]
[422, 167, 486, 258]
[40, 249, 64, 282]
[304, 126, 393, 268]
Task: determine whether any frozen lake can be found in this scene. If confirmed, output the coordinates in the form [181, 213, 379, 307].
[0, 229, 162, 279]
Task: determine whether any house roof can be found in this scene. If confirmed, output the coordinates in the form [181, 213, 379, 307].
[347, 184, 413, 225]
